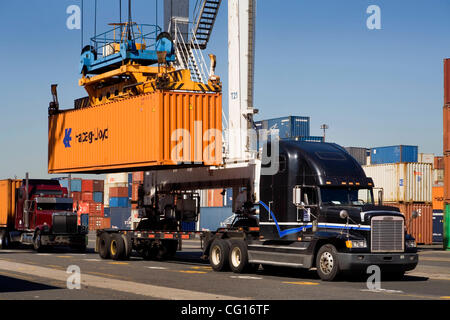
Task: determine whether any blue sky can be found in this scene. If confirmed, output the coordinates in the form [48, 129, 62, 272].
[0, 0, 449, 179]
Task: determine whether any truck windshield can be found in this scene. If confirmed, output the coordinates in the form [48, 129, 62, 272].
[320, 187, 374, 206]
[36, 203, 73, 211]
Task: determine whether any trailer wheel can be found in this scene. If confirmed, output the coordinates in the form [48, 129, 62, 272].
[110, 234, 126, 260]
[33, 230, 45, 253]
[99, 233, 112, 259]
[229, 240, 253, 273]
[209, 239, 230, 272]
[0, 230, 9, 249]
[316, 244, 340, 281]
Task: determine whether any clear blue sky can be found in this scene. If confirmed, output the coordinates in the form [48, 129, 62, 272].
[0, 0, 449, 179]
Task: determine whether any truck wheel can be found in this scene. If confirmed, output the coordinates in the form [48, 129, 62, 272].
[110, 234, 125, 260]
[33, 230, 45, 253]
[98, 233, 112, 259]
[229, 240, 253, 273]
[316, 244, 340, 281]
[209, 239, 230, 272]
[0, 230, 9, 249]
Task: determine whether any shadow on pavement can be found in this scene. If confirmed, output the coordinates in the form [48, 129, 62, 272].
[0, 275, 60, 293]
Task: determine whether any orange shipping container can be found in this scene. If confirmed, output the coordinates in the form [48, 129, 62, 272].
[0, 180, 21, 228]
[81, 192, 93, 201]
[133, 172, 144, 183]
[131, 183, 140, 201]
[110, 187, 128, 198]
[48, 91, 222, 174]
[444, 105, 450, 153]
[445, 59, 450, 105]
[445, 155, 450, 200]
[432, 186, 444, 210]
[385, 203, 433, 245]
[434, 156, 444, 170]
[207, 189, 224, 207]
[102, 217, 111, 229]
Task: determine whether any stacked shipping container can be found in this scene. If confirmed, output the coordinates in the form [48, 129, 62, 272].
[443, 58, 450, 250]
[55, 177, 109, 230]
[363, 162, 433, 244]
[104, 173, 132, 230]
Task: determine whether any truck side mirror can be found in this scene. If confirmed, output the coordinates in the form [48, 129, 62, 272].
[412, 210, 420, 219]
[340, 210, 349, 220]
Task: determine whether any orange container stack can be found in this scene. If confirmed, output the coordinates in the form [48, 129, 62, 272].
[71, 179, 106, 230]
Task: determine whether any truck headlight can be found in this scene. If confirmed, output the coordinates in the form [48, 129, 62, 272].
[346, 240, 367, 249]
[405, 240, 416, 248]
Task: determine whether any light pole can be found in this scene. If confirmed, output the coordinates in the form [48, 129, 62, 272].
[320, 124, 329, 142]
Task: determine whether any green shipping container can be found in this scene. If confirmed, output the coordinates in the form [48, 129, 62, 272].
[444, 204, 450, 250]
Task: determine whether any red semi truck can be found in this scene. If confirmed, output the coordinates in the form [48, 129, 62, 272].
[0, 177, 88, 252]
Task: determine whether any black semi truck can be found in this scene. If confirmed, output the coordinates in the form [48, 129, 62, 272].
[96, 141, 419, 281]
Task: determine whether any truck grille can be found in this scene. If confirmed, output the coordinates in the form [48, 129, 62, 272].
[371, 216, 404, 253]
[52, 213, 78, 234]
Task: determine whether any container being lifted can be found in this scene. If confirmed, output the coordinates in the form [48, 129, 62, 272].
[48, 1, 222, 175]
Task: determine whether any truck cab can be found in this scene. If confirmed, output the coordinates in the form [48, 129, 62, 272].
[204, 141, 419, 280]
[6, 179, 87, 252]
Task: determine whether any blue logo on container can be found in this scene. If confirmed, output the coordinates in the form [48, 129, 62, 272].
[63, 128, 72, 148]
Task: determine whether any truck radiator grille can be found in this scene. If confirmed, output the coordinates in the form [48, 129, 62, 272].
[371, 216, 404, 253]
[53, 213, 78, 234]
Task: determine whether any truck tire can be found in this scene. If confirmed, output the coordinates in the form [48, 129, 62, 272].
[209, 239, 230, 272]
[99, 233, 112, 259]
[110, 234, 126, 260]
[0, 230, 9, 249]
[316, 244, 340, 281]
[33, 230, 45, 253]
[228, 239, 253, 273]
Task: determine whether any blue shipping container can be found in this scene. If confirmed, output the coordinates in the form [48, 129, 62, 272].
[224, 188, 233, 207]
[199, 207, 234, 231]
[58, 179, 82, 192]
[110, 208, 132, 230]
[93, 192, 103, 203]
[255, 116, 310, 139]
[181, 221, 196, 232]
[370, 145, 418, 164]
[109, 197, 130, 208]
[80, 214, 89, 227]
[104, 207, 110, 218]
[433, 210, 444, 243]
